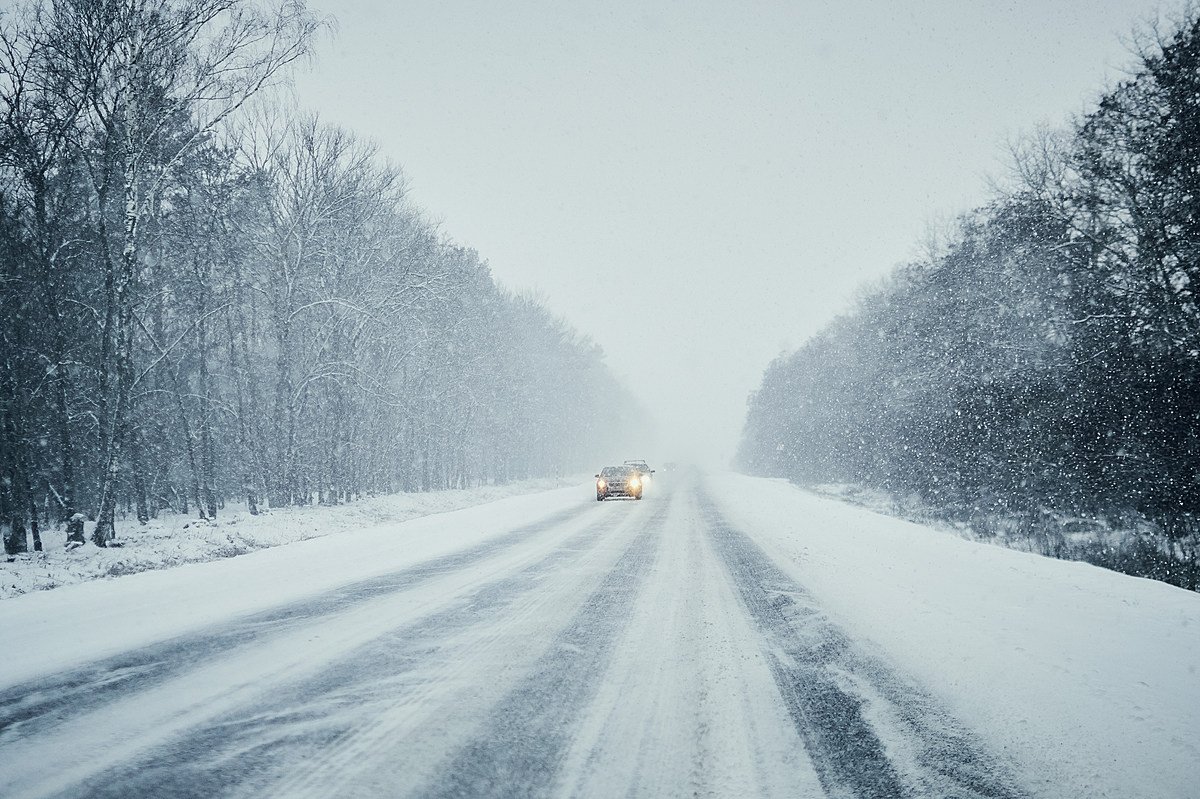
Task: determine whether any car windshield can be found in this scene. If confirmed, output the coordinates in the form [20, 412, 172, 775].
[601, 466, 634, 477]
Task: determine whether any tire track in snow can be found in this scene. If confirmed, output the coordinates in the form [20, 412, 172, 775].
[44, 499, 660, 799]
[699, 489, 1030, 799]
[411, 499, 668, 799]
[554, 480, 825, 799]
[0, 504, 585, 746]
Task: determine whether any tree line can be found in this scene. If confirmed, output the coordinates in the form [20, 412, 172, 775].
[1, 0, 644, 553]
[738, 11, 1200, 590]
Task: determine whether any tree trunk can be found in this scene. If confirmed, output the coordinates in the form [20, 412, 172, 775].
[272, 307, 296, 506]
[66, 513, 85, 545]
[31, 172, 77, 525]
[27, 485, 42, 553]
[92, 154, 140, 547]
[175, 385, 206, 520]
[1, 355, 26, 555]
[128, 423, 150, 524]
[197, 301, 218, 519]
[224, 306, 259, 515]
[3, 418, 29, 556]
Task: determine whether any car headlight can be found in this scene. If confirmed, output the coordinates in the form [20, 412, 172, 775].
[597, 479, 606, 489]
[629, 477, 640, 488]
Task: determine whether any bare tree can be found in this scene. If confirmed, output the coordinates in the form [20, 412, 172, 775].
[36, 0, 322, 544]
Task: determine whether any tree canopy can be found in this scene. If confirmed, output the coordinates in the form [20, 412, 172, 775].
[737, 12, 1200, 590]
[0, 0, 645, 553]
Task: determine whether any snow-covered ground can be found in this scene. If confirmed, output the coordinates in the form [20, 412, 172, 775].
[711, 474, 1200, 799]
[0, 480, 592, 688]
[1, 471, 1196, 798]
[0, 476, 579, 600]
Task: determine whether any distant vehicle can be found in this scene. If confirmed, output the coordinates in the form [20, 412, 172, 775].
[623, 459, 654, 480]
[596, 465, 643, 501]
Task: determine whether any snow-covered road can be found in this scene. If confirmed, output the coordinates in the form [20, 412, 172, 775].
[1, 472, 1197, 798]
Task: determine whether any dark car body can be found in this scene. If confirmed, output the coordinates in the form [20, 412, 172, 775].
[596, 466, 643, 500]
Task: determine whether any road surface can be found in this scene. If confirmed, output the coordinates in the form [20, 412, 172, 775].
[0, 472, 1033, 798]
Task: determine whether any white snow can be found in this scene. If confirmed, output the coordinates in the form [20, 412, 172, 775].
[557, 486, 824, 798]
[709, 473, 1200, 799]
[2, 473, 1197, 798]
[0, 477, 577, 601]
[0, 479, 586, 687]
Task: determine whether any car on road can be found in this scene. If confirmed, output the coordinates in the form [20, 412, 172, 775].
[596, 465, 643, 501]
[623, 459, 654, 481]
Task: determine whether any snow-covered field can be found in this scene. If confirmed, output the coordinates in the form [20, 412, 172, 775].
[0, 477, 579, 600]
[1, 471, 1196, 798]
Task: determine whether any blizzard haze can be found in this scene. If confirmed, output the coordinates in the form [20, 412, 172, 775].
[4, 2, 1199, 794]
[292, 0, 1157, 463]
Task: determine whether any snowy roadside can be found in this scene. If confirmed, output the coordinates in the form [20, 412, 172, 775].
[0, 477, 583, 601]
[711, 473, 1200, 799]
[807, 481, 1193, 591]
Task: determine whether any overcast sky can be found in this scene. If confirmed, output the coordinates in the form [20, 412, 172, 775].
[292, 0, 1166, 465]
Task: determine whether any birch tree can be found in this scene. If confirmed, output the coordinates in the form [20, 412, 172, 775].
[40, 0, 320, 544]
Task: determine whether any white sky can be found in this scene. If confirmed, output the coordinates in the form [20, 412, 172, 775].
[292, 0, 1167, 465]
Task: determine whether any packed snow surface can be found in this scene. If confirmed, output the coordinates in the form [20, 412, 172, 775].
[710, 474, 1200, 799]
[0, 471, 1196, 798]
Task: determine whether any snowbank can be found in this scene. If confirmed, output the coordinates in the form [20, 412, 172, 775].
[712, 473, 1200, 799]
[0, 481, 593, 688]
[0, 477, 580, 601]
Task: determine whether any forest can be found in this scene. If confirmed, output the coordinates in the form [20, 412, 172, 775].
[0, 0, 643, 552]
[738, 12, 1200, 589]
